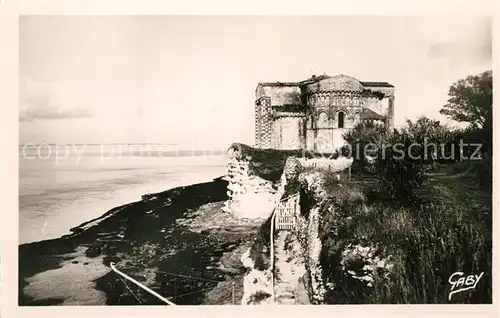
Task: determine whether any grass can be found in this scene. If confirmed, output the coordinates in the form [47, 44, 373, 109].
[228, 143, 339, 183]
[238, 142, 492, 303]
[314, 163, 492, 303]
[248, 215, 273, 271]
[228, 143, 305, 182]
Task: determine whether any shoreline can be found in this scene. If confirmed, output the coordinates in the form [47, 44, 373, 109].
[19, 176, 262, 305]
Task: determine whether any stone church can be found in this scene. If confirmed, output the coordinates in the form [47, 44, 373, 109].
[254, 74, 395, 153]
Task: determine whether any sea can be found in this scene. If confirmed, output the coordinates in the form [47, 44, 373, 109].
[19, 144, 228, 245]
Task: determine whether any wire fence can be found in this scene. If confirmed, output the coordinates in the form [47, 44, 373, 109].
[111, 262, 240, 305]
[112, 193, 304, 305]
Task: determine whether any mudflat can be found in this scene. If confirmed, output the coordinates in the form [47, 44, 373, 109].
[19, 177, 263, 306]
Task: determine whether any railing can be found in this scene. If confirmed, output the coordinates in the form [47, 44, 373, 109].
[298, 157, 353, 181]
[275, 193, 300, 231]
[270, 192, 300, 301]
[298, 157, 353, 171]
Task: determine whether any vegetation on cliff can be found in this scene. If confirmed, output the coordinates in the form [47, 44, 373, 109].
[239, 70, 492, 305]
[309, 70, 493, 303]
[228, 143, 305, 183]
[296, 160, 490, 304]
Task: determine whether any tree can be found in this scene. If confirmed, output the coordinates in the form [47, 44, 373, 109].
[342, 121, 387, 170]
[403, 116, 456, 163]
[440, 70, 492, 129]
[375, 129, 426, 203]
[342, 120, 387, 145]
[440, 70, 493, 191]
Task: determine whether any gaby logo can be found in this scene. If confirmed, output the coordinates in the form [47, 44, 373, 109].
[448, 271, 484, 301]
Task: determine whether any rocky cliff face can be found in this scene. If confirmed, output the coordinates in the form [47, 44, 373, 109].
[223, 144, 377, 305]
[294, 166, 394, 304]
[222, 146, 283, 219]
[237, 157, 305, 305]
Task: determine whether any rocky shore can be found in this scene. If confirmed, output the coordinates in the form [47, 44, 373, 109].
[19, 176, 265, 306]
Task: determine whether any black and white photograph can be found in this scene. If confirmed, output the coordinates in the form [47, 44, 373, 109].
[6, 9, 495, 311]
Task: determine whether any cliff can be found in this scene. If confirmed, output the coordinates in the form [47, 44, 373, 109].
[18, 142, 489, 306]
[238, 153, 491, 304]
[222, 143, 304, 219]
[221, 145, 309, 305]
[295, 167, 394, 304]
[238, 152, 395, 305]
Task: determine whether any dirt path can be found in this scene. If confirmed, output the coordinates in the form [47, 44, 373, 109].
[273, 231, 310, 305]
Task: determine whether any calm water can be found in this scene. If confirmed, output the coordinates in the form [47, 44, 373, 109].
[19, 145, 228, 244]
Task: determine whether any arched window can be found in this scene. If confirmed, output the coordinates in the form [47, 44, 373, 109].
[317, 112, 329, 128]
[338, 111, 345, 128]
[307, 115, 314, 129]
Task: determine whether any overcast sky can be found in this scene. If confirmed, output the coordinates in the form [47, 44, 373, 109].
[19, 16, 492, 148]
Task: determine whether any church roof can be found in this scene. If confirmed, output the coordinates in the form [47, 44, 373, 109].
[256, 81, 300, 87]
[360, 81, 394, 88]
[257, 75, 393, 88]
[360, 108, 386, 120]
[256, 75, 331, 87]
[299, 74, 332, 85]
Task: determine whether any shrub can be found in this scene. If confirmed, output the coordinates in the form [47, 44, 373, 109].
[227, 143, 305, 182]
[404, 117, 457, 164]
[248, 214, 272, 271]
[316, 172, 491, 303]
[248, 291, 271, 304]
[342, 121, 387, 171]
[460, 126, 492, 191]
[473, 159, 492, 192]
[375, 130, 427, 203]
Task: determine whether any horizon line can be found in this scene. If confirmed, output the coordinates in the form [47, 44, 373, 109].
[18, 143, 230, 149]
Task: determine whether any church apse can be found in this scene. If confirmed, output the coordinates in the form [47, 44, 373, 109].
[255, 74, 394, 153]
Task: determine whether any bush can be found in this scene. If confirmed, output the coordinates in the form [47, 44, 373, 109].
[473, 159, 492, 192]
[248, 215, 272, 271]
[375, 130, 427, 203]
[404, 117, 457, 164]
[227, 143, 305, 182]
[342, 121, 387, 171]
[316, 171, 492, 303]
[460, 126, 492, 192]
[450, 161, 472, 174]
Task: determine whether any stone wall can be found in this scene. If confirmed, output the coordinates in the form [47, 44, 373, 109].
[255, 77, 395, 150]
[307, 91, 364, 108]
[315, 129, 333, 153]
[362, 86, 394, 98]
[361, 86, 395, 129]
[332, 128, 349, 149]
[257, 86, 302, 107]
[272, 117, 304, 150]
[255, 97, 272, 148]
[363, 96, 391, 117]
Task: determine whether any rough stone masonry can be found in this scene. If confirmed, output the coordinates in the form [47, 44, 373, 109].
[254, 74, 395, 153]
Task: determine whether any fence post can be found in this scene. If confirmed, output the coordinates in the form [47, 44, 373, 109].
[270, 206, 278, 301]
[232, 281, 235, 305]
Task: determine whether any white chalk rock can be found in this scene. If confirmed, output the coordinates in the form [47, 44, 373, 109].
[231, 192, 276, 219]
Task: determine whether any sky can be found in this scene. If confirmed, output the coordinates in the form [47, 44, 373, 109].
[19, 15, 492, 149]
